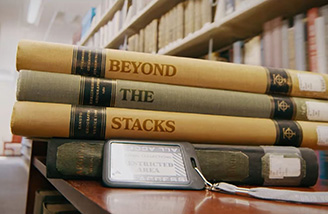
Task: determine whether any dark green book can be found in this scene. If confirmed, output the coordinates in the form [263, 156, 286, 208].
[46, 139, 318, 186]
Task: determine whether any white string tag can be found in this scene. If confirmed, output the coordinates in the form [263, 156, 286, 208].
[194, 167, 328, 204]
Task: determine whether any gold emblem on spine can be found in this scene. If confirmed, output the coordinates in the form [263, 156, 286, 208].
[272, 74, 287, 86]
[283, 127, 296, 140]
[277, 100, 290, 112]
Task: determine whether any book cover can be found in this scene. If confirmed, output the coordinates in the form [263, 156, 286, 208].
[16, 40, 328, 99]
[11, 101, 328, 149]
[46, 139, 319, 186]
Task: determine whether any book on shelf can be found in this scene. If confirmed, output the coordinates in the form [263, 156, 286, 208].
[243, 35, 261, 66]
[46, 138, 318, 186]
[272, 17, 283, 68]
[10, 101, 328, 149]
[16, 70, 328, 122]
[281, 19, 289, 69]
[42, 203, 80, 214]
[315, 16, 328, 74]
[294, 13, 307, 71]
[33, 189, 69, 214]
[307, 7, 319, 72]
[16, 40, 328, 100]
[320, 5, 328, 73]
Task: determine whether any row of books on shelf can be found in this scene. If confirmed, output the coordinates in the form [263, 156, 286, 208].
[205, 5, 328, 74]
[79, 0, 153, 46]
[13, 40, 328, 188]
[78, 0, 253, 49]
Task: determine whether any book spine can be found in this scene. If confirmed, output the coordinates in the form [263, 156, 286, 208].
[263, 20, 273, 67]
[307, 8, 319, 72]
[315, 17, 327, 74]
[17, 70, 328, 122]
[294, 14, 307, 71]
[232, 41, 243, 64]
[272, 17, 283, 68]
[11, 101, 328, 148]
[320, 5, 328, 75]
[46, 139, 318, 187]
[16, 40, 328, 99]
[281, 19, 289, 69]
[288, 27, 296, 69]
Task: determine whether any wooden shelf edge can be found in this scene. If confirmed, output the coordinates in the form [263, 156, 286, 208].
[80, 0, 125, 46]
[32, 157, 109, 214]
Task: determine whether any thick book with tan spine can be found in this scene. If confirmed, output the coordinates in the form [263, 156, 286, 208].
[16, 40, 328, 99]
[16, 70, 328, 122]
[11, 102, 328, 149]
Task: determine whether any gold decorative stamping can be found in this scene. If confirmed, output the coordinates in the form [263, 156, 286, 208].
[277, 100, 290, 112]
[272, 74, 287, 86]
[283, 127, 296, 140]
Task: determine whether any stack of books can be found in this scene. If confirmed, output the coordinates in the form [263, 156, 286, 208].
[11, 40, 328, 186]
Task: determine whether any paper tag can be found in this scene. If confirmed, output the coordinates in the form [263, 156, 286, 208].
[110, 143, 188, 183]
[316, 126, 328, 145]
[306, 102, 328, 121]
[269, 155, 301, 179]
[297, 73, 326, 92]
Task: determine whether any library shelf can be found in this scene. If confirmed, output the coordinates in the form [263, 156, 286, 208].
[79, 0, 125, 46]
[104, 0, 180, 49]
[26, 140, 328, 214]
[160, 0, 328, 57]
[79, 0, 328, 57]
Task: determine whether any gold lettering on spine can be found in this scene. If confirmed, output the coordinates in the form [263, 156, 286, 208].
[76, 143, 86, 175]
[107, 59, 177, 77]
[93, 53, 98, 76]
[111, 117, 175, 133]
[89, 145, 95, 174]
[93, 109, 98, 134]
[85, 110, 91, 134]
[87, 50, 91, 72]
[95, 79, 100, 104]
[78, 112, 83, 130]
[81, 50, 85, 70]
[89, 78, 95, 104]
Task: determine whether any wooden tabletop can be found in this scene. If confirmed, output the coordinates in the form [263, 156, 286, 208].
[34, 156, 328, 214]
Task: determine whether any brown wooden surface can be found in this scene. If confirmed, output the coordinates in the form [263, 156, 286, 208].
[32, 156, 328, 214]
[25, 140, 53, 214]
